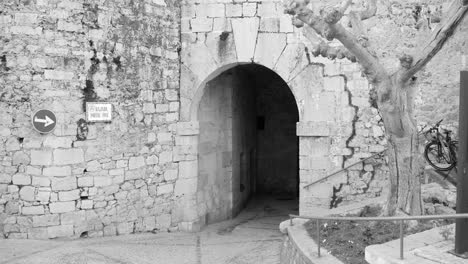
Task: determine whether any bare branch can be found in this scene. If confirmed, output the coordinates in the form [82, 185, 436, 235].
[397, 0, 468, 83]
[329, 23, 386, 81]
[285, 0, 387, 81]
[348, 11, 365, 38]
[303, 24, 357, 61]
[340, 0, 353, 14]
[359, 0, 377, 20]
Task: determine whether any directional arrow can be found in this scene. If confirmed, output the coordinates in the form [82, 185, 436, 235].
[34, 115, 55, 127]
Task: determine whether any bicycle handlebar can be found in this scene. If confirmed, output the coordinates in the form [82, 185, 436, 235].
[435, 119, 444, 127]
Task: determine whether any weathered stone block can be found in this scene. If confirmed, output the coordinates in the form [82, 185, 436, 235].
[22, 206, 44, 215]
[14, 13, 38, 25]
[44, 137, 73, 148]
[226, 4, 242, 17]
[324, 76, 345, 91]
[31, 150, 52, 166]
[57, 20, 82, 32]
[5, 137, 20, 151]
[47, 224, 74, 238]
[179, 161, 197, 179]
[157, 184, 174, 195]
[0, 173, 11, 184]
[296, 122, 332, 137]
[28, 227, 49, 239]
[19, 186, 36, 201]
[80, 200, 93, 209]
[60, 210, 86, 225]
[36, 190, 50, 203]
[51, 177, 77, 191]
[44, 70, 74, 80]
[190, 17, 212, 32]
[49, 201, 75, 213]
[12, 173, 31, 185]
[109, 168, 124, 176]
[257, 2, 277, 17]
[103, 225, 117, 236]
[33, 214, 60, 227]
[156, 214, 172, 229]
[58, 190, 80, 201]
[254, 33, 286, 69]
[31, 176, 49, 187]
[177, 122, 200, 136]
[299, 137, 331, 156]
[53, 149, 84, 165]
[164, 169, 178, 181]
[10, 26, 42, 35]
[94, 176, 112, 187]
[117, 222, 133, 235]
[196, 4, 225, 18]
[156, 104, 169, 113]
[259, 17, 279, 32]
[12, 151, 30, 165]
[279, 15, 294, 33]
[232, 17, 259, 62]
[159, 151, 173, 164]
[243, 3, 257, 16]
[157, 133, 172, 143]
[143, 103, 156, 114]
[43, 166, 72, 176]
[129, 156, 145, 170]
[146, 155, 159, 165]
[174, 178, 197, 196]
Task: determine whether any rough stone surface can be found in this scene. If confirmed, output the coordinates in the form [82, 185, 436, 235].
[1, 0, 466, 240]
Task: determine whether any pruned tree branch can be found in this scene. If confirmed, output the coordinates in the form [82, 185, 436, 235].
[358, 0, 377, 20]
[340, 0, 353, 14]
[303, 26, 357, 61]
[396, 0, 468, 83]
[285, 0, 387, 82]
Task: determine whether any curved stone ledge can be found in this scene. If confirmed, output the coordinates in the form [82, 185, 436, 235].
[280, 219, 343, 264]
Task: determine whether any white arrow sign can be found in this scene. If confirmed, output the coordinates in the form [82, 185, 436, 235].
[34, 115, 55, 127]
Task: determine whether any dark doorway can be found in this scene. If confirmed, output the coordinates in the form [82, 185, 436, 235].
[197, 64, 299, 224]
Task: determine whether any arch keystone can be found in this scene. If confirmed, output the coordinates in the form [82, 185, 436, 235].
[231, 17, 259, 62]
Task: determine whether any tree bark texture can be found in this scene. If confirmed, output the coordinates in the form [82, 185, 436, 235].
[377, 79, 424, 216]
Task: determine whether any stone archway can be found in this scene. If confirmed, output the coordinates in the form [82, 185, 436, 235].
[194, 64, 300, 224]
[174, 11, 368, 230]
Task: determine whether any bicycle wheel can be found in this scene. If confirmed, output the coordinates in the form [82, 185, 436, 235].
[424, 142, 457, 171]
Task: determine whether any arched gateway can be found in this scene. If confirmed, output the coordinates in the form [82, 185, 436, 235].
[172, 10, 369, 230]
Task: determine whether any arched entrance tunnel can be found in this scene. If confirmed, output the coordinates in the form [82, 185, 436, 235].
[197, 64, 299, 225]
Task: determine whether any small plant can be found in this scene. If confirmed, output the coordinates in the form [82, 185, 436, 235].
[439, 225, 454, 241]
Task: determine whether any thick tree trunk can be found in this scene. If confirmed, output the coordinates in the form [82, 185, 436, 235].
[377, 78, 424, 216]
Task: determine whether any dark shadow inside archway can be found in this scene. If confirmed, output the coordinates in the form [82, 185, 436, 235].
[197, 64, 299, 226]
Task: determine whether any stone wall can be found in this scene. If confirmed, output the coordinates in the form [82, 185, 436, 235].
[280, 235, 312, 264]
[1, 0, 466, 239]
[0, 0, 181, 239]
[231, 68, 257, 216]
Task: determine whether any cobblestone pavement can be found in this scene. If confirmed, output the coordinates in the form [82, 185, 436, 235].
[0, 197, 298, 264]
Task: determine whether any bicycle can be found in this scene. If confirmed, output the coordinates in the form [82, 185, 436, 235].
[423, 119, 458, 171]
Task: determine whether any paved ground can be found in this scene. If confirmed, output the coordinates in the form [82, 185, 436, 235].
[0, 196, 298, 264]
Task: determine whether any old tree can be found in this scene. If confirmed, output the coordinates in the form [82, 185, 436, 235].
[285, 0, 468, 215]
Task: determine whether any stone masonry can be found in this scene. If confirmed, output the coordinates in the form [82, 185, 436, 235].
[0, 0, 181, 239]
[0, 0, 467, 239]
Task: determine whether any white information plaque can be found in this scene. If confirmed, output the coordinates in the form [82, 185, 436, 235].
[86, 102, 113, 122]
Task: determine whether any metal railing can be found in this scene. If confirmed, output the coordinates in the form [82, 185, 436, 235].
[289, 213, 468, 260]
[303, 126, 438, 190]
[303, 150, 387, 189]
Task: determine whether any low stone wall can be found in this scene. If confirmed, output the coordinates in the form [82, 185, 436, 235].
[279, 220, 343, 264]
[280, 235, 312, 264]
